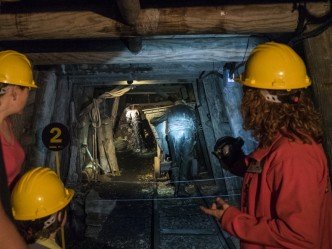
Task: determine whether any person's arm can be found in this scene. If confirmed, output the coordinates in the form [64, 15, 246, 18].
[221, 148, 325, 248]
[0, 202, 27, 249]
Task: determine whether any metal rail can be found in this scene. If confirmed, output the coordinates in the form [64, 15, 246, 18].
[152, 178, 238, 249]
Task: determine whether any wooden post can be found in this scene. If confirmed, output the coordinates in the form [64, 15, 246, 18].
[103, 97, 120, 174]
[97, 113, 110, 174]
[46, 75, 72, 176]
[304, 26, 332, 177]
[54, 151, 65, 249]
[192, 80, 226, 193]
[201, 73, 241, 202]
[76, 87, 94, 177]
[116, 0, 141, 26]
[30, 69, 57, 167]
[66, 101, 79, 185]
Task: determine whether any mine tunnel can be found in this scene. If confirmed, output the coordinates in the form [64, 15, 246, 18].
[0, 0, 331, 249]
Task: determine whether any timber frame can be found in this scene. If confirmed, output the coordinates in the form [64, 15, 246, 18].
[3, 0, 331, 185]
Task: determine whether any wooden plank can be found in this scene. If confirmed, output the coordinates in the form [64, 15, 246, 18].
[202, 74, 242, 200]
[66, 101, 79, 185]
[23, 37, 264, 65]
[202, 74, 232, 138]
[74, 80, 194, 88]
[192, 81, 226, 192]
[0, 3, 328, 40]
[30, 70, 57, 168]
[304, 26, 332, 176]
[65, 62, 224, 78]
[46, 76, 73, 179]
[103, 97, 120, 173]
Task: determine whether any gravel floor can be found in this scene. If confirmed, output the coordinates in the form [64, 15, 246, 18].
[66, 150, 239, 249]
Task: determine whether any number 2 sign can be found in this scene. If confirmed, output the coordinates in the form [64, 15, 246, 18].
[42, 123, 70, 151]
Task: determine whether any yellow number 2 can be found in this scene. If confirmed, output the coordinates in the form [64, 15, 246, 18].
[50, 127, 62, 144]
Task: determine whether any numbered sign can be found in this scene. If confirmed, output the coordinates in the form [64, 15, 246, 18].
[42, 123, 70, 151]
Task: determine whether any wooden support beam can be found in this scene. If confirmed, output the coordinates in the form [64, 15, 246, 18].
[65, 62, 224, 82]
[22, 37, 263, 65]
[201, 74, 243, 201]
[0, 3, 328, 40]
[123, 37, 142, 54]
[304, 26, 332, 176]
[192, 80, 226, 192]
[116, 0, 141, 26]
[103, 97, 120, 174]
[30, 69, 57, 167]
[73, 79, 194, 87]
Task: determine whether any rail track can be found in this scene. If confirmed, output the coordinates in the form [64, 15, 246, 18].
[152, 177, 239, 249]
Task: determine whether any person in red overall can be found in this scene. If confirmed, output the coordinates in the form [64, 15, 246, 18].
[0, 50, 37, 249]
[201, 42, 332, 249]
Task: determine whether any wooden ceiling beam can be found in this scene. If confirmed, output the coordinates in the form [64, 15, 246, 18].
[64, 62, 224, 81]
[0, 3, 328, 40]
[73, 80, 194, 87]
[23, 37, 262, 65]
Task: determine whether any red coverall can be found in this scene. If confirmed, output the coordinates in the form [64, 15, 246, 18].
[221, 133, 332, 249]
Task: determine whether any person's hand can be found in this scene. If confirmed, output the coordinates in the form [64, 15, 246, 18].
[213, 136, 244, 170]
[200, 198, 230, 220]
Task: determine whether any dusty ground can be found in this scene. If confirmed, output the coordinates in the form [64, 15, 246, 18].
[66, 149, 240, 249]
[67, 150, 155, 249]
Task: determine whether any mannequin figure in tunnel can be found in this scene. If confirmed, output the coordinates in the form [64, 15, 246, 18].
[0, 50, 37, 248]
[201, 42, 332, 249]
[125, 106, 147, 153]
[152, 100, 197, 197]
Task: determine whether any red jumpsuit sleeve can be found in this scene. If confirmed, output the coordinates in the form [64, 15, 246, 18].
[221, 149, 325, 248]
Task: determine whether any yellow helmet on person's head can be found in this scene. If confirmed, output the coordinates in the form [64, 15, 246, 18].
[11, 167, 74, 221]
[0, 50, 37, 88]
[237, 42, 310, 90]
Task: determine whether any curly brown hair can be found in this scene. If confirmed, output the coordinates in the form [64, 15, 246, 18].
[241, 87, 323, 148]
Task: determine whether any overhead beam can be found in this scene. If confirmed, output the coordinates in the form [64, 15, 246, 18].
[23, 37, 262, 65]
[64, 62, 224, 81]
[116, 0, 141, 26]
[0, 3, 329, 40]
[73, 80, 193, 87]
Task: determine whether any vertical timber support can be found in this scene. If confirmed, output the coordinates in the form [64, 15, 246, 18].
[46, 74, 73, 179]
[193, 80, 226, 193]
[304, 27, 332, 177]
[96, 100, 110, 174]
[116, 0, 142, 54]
[201, 74, 241, 202]
[30, 69, 57, 167]
[76, 87, 94, 179]
[66, 100, 79, 185]
[103, 97, 120, 174]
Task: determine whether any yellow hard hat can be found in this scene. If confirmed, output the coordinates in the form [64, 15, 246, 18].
[11, 167, 74, 221]
[0, 50, 37, 88]
[237, 42, 310, 90]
